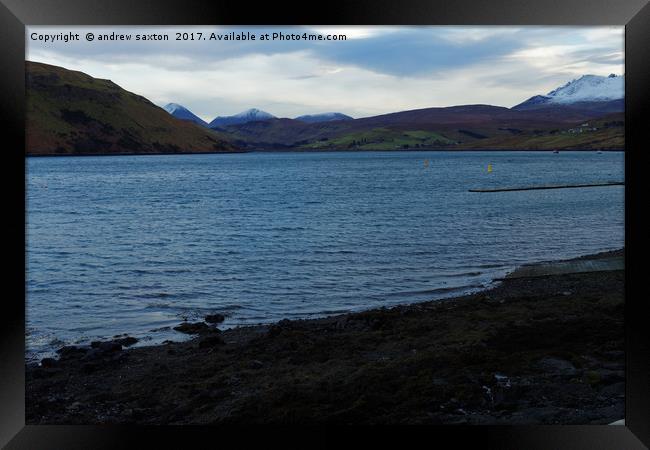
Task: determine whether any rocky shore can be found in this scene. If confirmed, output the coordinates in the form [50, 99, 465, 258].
[26, 250, 624, 424]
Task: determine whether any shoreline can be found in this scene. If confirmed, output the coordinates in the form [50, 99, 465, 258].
[27, 248, 624, 424]
[26, 247, 624, 362]
[25, 148, 625, 157]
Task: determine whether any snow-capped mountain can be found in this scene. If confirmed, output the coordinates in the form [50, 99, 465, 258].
[209, 108, 276, 128]
[513, 74, 624, 110]
[163, 103, 208, 127]
[295, 112, 353, 123]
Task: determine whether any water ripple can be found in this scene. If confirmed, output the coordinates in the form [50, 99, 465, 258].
[26, 151, 625, 359]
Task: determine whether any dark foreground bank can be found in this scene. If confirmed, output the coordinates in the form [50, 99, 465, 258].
[26, 250, 624, 425]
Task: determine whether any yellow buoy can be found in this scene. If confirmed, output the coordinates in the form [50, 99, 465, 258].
[487, 163, 493, 173]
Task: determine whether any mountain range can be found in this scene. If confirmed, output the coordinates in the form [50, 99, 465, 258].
[161, 74, 623, 151]
[165, 107, 354, 128]
[25, 62, 624, 156]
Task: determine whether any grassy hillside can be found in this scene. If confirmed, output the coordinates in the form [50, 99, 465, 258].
[26, 61, 238, 155]
[453, 114, 624, 150]
[222, 105, 624, 151]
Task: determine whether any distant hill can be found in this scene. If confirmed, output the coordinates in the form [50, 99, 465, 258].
[220, 103, 624, 151]
[26, 61, 238, 156]
[214, 75, 624, 151]
[209, 108, 275, 128]
[295, 112, 353, 123]
[163, 103, 208, 127]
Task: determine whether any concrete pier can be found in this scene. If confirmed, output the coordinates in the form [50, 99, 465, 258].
[469, 182, 624, 193]
[503, 256, 624, 279]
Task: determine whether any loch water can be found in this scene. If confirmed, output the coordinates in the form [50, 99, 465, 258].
[26, 151, 625, 360]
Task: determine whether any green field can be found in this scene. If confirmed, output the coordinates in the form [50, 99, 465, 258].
[300, 128, 456, 150]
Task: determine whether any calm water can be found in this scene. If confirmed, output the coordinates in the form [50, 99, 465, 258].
[26, 151, 625, 360]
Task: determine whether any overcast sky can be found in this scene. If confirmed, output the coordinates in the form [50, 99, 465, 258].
[26, 26, 624, 120]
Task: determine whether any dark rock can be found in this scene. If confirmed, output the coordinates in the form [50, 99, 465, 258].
[113, 336, 138, 347]
[586, 404, 624, 423]
[249, 360, 264, 369]
[599, 382, 625, 398]
[205, 314, 225, 324]
[90, 340, 123, 351]
[267, 320, 292, 337]
[208, 388, 231, 400]
[431, 377, 447, 386]
[97, 341, 123, 353]
[81, 341, 123, 364]
[538, 357, 578, 377]
[81, 349, 104, 362]
[584, 368, 624, 386]
[201, 326, 221, 334]
[509, 406, 560, 424]
[82, 347, 126, 365]
[82, 362, 100, 374]
[174, 322, 209, 334]
[334, 318, 348, 330]
[445, 416, 469, 425]
[198, 335, 225, 349]
[67, 401, 82, 411]
[109, 352, 128, 363]
[603, 350, 624, 359]
[602, 361, 624, 371]
[32, 367, 62, 378]
[40, 357, 58, 368]
[596, 369, 625, 384]
[90, 340, 122, 352]
[56, 346, 88, 359]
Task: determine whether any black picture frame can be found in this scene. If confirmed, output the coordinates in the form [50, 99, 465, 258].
[1, 0, 648, 448]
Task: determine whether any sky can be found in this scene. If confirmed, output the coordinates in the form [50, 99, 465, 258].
[26, 26, 624, 120]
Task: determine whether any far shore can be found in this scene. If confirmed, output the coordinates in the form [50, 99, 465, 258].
[25, 148, 625, 157]
[27, 248, 624, 425]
